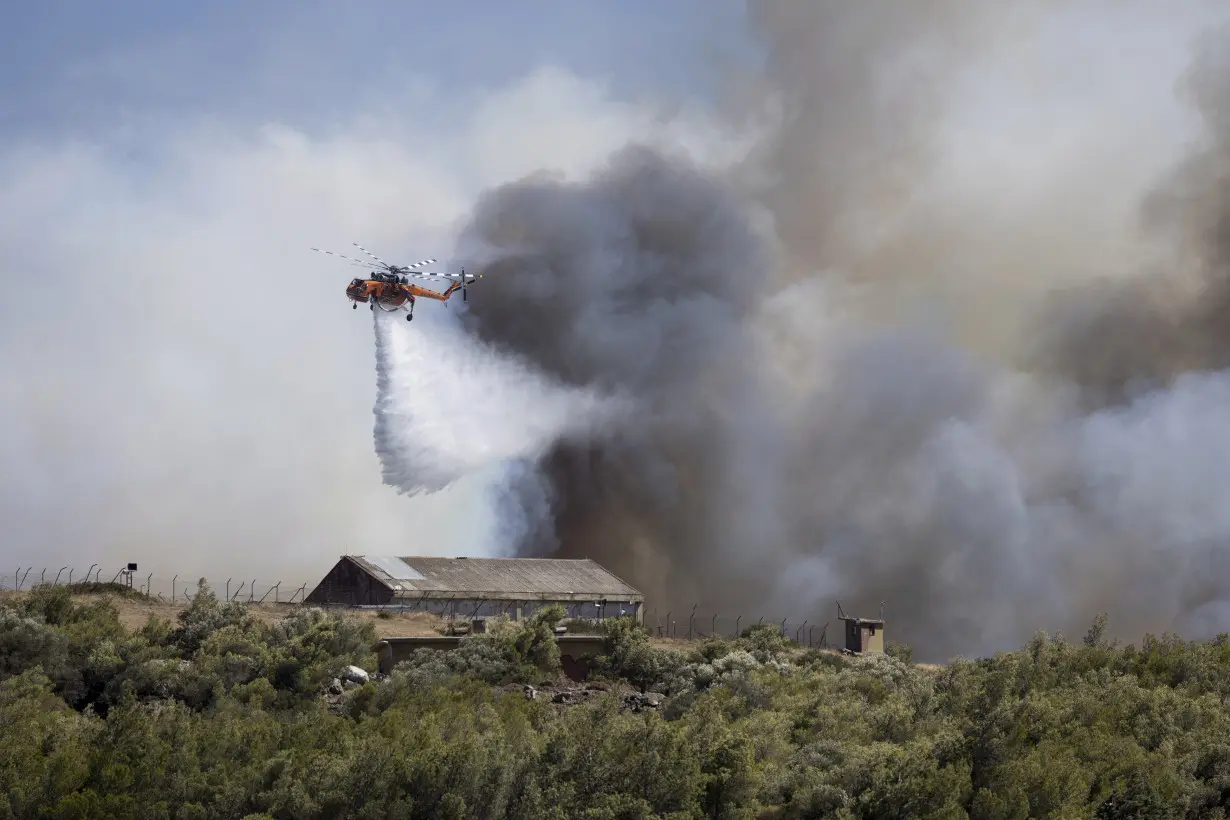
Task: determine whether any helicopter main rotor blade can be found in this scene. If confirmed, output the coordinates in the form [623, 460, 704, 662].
[310, 247, 383, 270]
[352, 242, 395, 270]
[392, 258, 438, 271]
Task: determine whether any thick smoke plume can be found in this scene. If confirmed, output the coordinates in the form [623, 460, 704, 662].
[1035, 23, 1230, 406]
[442, 2, 1230, 660]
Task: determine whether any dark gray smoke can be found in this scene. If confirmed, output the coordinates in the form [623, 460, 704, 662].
[448, 3, 1230, 661]
[458, 145, 780, 608]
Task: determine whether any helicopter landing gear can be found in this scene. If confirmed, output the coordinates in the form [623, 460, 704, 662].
[406, 311, 414, 322]
[353, 303, 357, 309]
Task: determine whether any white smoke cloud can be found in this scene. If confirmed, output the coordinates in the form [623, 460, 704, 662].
[0, 65, 729, 585]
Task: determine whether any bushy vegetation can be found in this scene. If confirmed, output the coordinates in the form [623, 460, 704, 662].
[5, 584, 1230, 818]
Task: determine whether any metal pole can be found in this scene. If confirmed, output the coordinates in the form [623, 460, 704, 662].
[68, 569, 74, 585]
[226, 579, 231, 600]
[172, 575, 177, 602]
[259, 582, 279, 604]
[735, 615, 741, 637]
[54, 567, 67, 586]
[86, 564, 97, 586]
[146, 574, 152, 598]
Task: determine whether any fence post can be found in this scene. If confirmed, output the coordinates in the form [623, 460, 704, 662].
[259, 582, 280, 604]
[172, 575, 178, 602]
[797, 620, 807, 646]
[226, 579, 231, 600]
[13, 568, 19, 592]
[249, 580, 256, 603]
[86, 564, 97, 587]
[735, 615, 741, 637]
[68, 568, 74, 585]
[712, 614, 717, 637]
[54, 567, 67, 586]
[146, 574, 152, 598]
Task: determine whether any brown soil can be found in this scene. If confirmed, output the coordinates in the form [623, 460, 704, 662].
[0, 590, 447, 639]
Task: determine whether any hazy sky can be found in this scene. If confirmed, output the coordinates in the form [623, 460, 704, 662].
[2, 0, 1227, 607]
[0, 0, 747, 590]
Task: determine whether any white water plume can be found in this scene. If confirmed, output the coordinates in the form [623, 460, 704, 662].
[371, 309, 623, 496]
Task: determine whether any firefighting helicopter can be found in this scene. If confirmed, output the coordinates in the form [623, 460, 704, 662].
[311, 243, 481, 321]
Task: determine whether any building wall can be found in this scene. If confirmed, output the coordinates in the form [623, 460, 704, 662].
[304, 558, 644, 620]
[304, 559, 394, 606]
[383, 598, 643, 622]
[842, 619, 885, 654]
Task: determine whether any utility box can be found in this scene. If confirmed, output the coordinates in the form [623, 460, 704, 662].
[837, 602, 884, 655]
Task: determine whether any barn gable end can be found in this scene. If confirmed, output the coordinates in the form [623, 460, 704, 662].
[304, 556, 394, 606]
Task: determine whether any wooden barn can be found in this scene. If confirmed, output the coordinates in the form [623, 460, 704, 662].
[304, 555, 645, 622]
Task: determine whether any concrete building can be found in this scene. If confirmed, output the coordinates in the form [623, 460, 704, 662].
[304, 555, 645, 622]
[836, 602, 885, 655]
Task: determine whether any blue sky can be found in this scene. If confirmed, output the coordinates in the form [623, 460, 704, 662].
[1, 1, 747, 138]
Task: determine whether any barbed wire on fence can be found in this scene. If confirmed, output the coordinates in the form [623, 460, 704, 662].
[2, 566, 310, 605]
[2, 566, 840, 649]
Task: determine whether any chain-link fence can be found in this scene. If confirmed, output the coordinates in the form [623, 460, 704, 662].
[0, 566, 311, 605]
[642, 609, 833, 648]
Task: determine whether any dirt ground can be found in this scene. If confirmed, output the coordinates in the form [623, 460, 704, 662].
[0, 589, 446, 639]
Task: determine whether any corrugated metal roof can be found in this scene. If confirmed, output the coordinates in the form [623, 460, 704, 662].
[346, 555, 643, 600]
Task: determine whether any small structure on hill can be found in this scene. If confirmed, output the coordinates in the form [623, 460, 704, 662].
[836, 601, 885, 655]
[305, 555, 644, 622]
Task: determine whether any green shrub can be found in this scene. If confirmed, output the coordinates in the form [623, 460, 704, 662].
[6, 593, 1230, 818]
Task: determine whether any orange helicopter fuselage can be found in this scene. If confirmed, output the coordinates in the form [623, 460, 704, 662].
[345, 278, 460, 309]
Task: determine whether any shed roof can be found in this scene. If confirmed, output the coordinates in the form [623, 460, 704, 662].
[343, 555, 643, 602]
